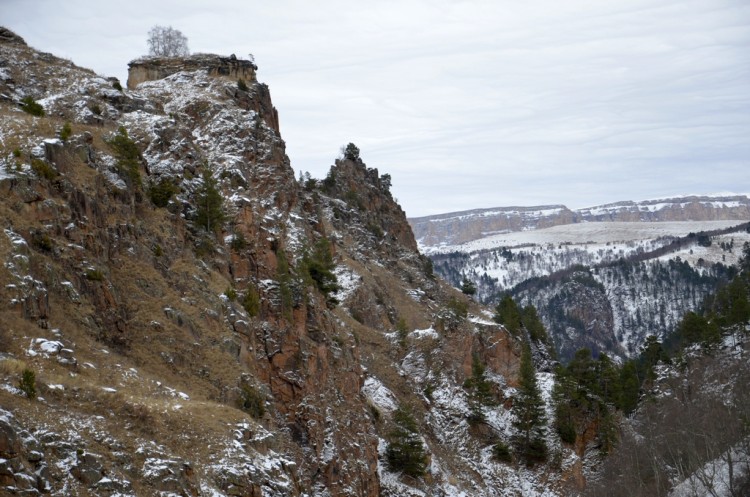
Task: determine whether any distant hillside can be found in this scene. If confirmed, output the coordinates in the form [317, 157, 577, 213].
[410, 194, 750, 249]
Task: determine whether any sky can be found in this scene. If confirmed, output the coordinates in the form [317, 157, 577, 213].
[4, 0, 750, 217]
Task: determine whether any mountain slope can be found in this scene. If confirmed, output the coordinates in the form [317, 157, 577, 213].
[0, 28, 587, 497]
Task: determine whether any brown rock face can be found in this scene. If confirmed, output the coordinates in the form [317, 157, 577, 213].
[127, 53, 258, 89]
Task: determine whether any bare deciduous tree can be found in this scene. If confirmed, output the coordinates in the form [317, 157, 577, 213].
[147, 25, 189, 57]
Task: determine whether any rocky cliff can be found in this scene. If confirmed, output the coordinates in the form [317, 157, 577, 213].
[0, 28, 585, 496]
[411, 195, 750, 249]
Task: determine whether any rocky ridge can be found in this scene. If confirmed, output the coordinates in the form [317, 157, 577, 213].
[411, 195, 750, 248]
[0, 28, 586, 496]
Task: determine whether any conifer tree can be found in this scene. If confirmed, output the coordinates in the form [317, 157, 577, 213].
[513, 343, 547, 465]
[194, 168, 225, 233]
[464, 354, 494, 424]
[460, 278, 477, 296]
[386, 406, 428, 478]
[494, 294, 523, 336]
[303, 237, 340, 307]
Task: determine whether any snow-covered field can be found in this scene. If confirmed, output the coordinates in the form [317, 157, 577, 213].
[427, 220, 747, 255]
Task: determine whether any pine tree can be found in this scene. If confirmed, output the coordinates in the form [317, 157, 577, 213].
[194, 168, 225, 232]
[513, 343, 547, 465]
[386, 406, 428, 478]
[460, 278, 477, 296]
[464, 354, 494, 424]
[303, 237, 340, 307]
[494, 294, 522, 336]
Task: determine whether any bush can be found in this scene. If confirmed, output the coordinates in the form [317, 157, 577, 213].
[239, 385, 265, 419]
[242, 287, 261, 317]
[19, 369, 36, 399]
[112, 80, 123, 92]
[90, 103, 102, 115]
[557, 421, 577, 444]
[20, 96, 44, 117]
[31, 232, 53, 252]
[85, 268, 104, 281]
[31, 158, 57, 180]
[303, 237, 340, 308]
[446, 297, 468, 320]
[224, 287, 238, 301]
[237, 78, 249, 91]
[60, 122, 72, 142]
[230, 232, 247, 251]
[149, 178, 179, 207]
[492, 442, 513, 463]
[107, 127, 141, 188]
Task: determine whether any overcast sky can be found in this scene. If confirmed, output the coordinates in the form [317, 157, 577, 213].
[5, 0, 750, 217]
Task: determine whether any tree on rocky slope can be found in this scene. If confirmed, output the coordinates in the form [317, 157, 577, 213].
[513, 343, 547, 465]
[194, 168, 225, 233]
[494, 294, 523, 336]
[386, 406, 428, 478]
[147, 25, 189, 57]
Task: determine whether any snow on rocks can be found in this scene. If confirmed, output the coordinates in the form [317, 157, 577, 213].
[362, 377, 398, 413]
[333, 264, 360, 302]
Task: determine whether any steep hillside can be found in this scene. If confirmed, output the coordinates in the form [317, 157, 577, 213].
[0, 28, 588, 497]
[431, 222, 749, 361]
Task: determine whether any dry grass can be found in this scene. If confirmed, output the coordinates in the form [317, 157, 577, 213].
[0, 357, 27, 375]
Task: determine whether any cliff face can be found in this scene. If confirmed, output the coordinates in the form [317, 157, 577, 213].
[411, 196, 750, 250]
[410, 205, 576, 247]
[0, 28, 582, 497]
[127, 53, 257, 88]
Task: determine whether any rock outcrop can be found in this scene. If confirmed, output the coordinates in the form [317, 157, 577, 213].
[127, 53, 257, 89]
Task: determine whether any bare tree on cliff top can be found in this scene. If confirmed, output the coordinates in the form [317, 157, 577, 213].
[147, 25, 189, 57]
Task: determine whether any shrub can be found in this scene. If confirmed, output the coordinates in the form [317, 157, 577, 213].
[396, 317, 409, 346]
[152, 244, 164, 257]
[149, 178, 179, 207]
[30, 158, 57, 180]
[224, 287, 237, 301]
[19, 369, 36, 399]
[31, 232, 53, 252]
[20, 96, 44, 117]
[557, 420, 577, 444]
[446, 297, 468, 319]
[60, 122, 72, 142]
[194, 237, 215, 257]
[13, 148, 22, 158]
[303, 237, 340, 308]
[492, 442, 513, 463]
[239, 385, 265, 419]
[107, 127, 141, 188]
[230, 232, 247, 251]
[90, 103, 102, 115]
[112, 80, 123, 91]
[242, 287, 261, 317]
[237, 78, 249, 91]
[85, 268, 104, 281]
